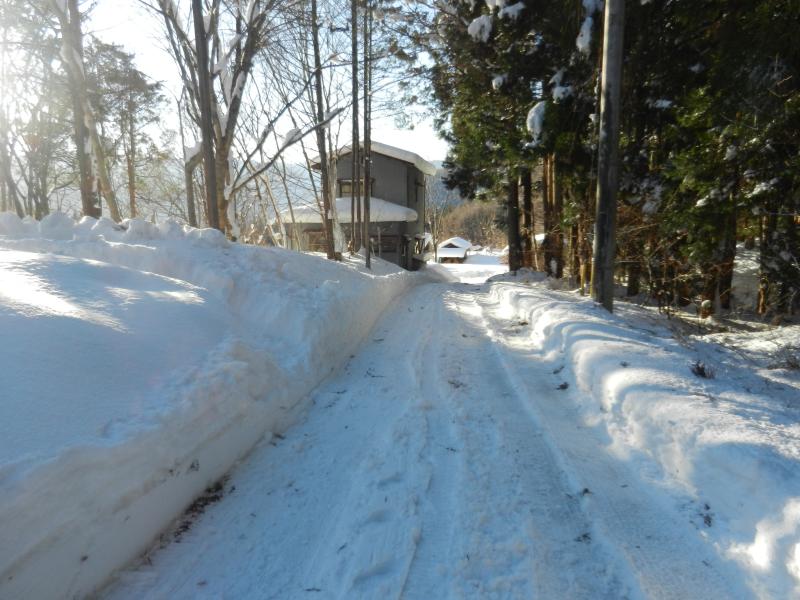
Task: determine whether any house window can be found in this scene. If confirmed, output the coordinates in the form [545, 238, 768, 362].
[378, 235, 399, 254]
[338, 178, 374, 196]
[304, 230, 328, 252]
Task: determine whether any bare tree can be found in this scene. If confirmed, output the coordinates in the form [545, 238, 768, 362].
[51, 0, 122, 221]
[149, 0, 270, 234]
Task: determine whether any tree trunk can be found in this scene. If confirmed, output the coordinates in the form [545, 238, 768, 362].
[626, 261, 641, 296]
[542, 155, 553, 275]
[192, 0, 220, 230]
[54, 0, 99, 218]
[718, 204, 737, 310]
[214, 152, 232, 234]
[570, 223, 580, 285]
[507, 172, 522, 272]
[176, 98, 199, 227]
[311, 0, 336, 260]
[591, 0, 625, 312]
[521, 167, 533, 267]
[0, 115, 23, 218]
[363, 0, 372, 268]
[57, 0, 121, 221]
[552, 159, 564, 278]
[126, 98, 137, 218]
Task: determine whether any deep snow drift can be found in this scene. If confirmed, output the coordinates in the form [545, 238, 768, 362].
[0, 212, 419, 599]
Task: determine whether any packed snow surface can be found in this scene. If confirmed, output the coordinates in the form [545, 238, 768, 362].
[432, 250, 507, 283]
[105, 261, 799, 599]
[0, 212, 417, 599]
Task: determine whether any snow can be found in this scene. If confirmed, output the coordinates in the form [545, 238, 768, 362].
[320, 140, 437, 177]
[3, 212, 798, 599]
[498, 1, 524, 19]
[438, 236, 473, 249]
[526, 100, 547, 146]
[102, 269, 798, 599]
[552, 83, 573, 102]
[284, 197, 418, 224]
[436, 245, 468, 259]
[576, 16, 594, 54]
[183, 141, 202, 163]
[0, 212, 420, 599]
[749, 179, 779, 197]
[432, 250, 507, 283]
[283, 128, 303, 145]
[576, 0, 601, 54]
[491, 74, 506, 90]
[484, 281, 800, 599]
[548, 70, 572, 103]
[467, 15, 493, 43]
[649, 98, 673, 109]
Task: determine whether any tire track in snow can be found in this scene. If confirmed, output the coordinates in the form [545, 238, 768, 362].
[420, 288, 629, 600]
[104, 282, 665, 599]
[474, 286, 753, 600]
[397, 293, 465, 599]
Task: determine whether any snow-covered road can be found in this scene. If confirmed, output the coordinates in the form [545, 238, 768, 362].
[105, 281, 747, 600]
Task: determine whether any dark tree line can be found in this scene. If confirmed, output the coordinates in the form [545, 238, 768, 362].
[394, 0, 800, 317]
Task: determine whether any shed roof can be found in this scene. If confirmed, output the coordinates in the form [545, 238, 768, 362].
[438, 236, 473, 249]
[282, 197, 418, 224]
[312, 141, 437, 176]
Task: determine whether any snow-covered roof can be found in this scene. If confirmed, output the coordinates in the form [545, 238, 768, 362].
[438, 236, 473, 250]
[283, 197, 418, 224]
[437, 246, 468, 259]
[314, 141, 437, 176]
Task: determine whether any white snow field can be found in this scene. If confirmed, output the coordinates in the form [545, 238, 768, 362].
[431, 250, 507, 284]
[0, 212, 417, 599]
[103, 267, 799, 598]
[2, 213, 799, 600]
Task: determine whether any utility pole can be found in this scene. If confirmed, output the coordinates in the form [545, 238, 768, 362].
[350, 0, 360, 252]
[591, 0, 625, 312]
[363, 0, 372, 268]
[192, 0, 220, 230]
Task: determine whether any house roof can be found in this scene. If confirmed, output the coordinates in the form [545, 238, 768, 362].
[312, 141, 437, 176]
[438, 236, 473, 250]
[281, 197, 418, 224]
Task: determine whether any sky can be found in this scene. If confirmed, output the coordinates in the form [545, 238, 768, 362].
[88, 2, 450, 164]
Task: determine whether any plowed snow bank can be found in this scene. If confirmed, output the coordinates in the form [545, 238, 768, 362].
[0, 212, 418, 599]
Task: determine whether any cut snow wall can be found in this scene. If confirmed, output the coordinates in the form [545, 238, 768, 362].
[0, 213, 420, 599]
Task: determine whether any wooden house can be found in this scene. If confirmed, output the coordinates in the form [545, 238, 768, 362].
[281, 141, 437, 270]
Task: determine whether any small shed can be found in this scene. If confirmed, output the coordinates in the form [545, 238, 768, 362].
[437, 237, 473, 263]
[282, 141, 437, 270]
